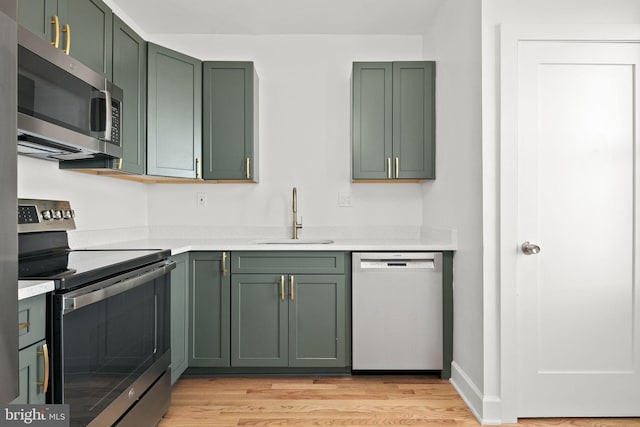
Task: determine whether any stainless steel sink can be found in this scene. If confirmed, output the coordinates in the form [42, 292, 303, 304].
[252, 239, 334, 245]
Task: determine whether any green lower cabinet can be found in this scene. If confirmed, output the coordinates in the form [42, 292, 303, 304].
[170, 253, 189, 384]
[288, 275, 345, 367]
[189, 252, 230, 367]
[231, 274, 288, 367]
[12, 340, 47, 404]
[230, 252, 348, 369]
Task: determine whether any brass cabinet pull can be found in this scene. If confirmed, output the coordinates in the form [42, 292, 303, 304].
[62, 24, 70, 55]
[395, 157, 399, 179]
[195, 158, 201, 179]
[290, 275, 295, 301]
[280, 275, 285, 301]
[37, 343, 50, 393]
[50, 15, 60, 48]
[117, 158, 123, 169]
[246, 157, 251, 179]
[387, 157, 391, 179]
[18, 321, 30, 332]
[221, 252, 228, 276]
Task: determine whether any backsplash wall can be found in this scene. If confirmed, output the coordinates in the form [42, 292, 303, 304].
[16, 34, 431, 241]
[146, 34, 428, 235]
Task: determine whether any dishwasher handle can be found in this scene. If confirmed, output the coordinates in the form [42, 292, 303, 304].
[354, 252, 442, 271]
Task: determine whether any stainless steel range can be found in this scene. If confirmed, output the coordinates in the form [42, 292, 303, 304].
[18, 199, 174, 427]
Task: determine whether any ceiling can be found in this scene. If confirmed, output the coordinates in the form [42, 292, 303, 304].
[110, 0, 445, 35]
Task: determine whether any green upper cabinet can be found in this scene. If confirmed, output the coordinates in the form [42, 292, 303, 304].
[147, 43, 202, 179]
[65, 0, 112, 78]
[17, 0, 64, 43]
[352, 61, 435, 181]
[202, 61, 258, 182]
[111, 15, 146, 174]
[59, 14, 146, 175]
[18, 0, 113, 78]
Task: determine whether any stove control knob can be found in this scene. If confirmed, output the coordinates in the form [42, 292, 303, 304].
[63, 210, 73, 219]
[41, 210, 52, 221]
[52, 210, 63, 220]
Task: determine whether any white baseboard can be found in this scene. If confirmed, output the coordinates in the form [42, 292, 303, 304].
[450, 361, 504, 425]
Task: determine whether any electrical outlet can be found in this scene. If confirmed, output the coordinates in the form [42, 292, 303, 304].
[338, 192, 352, 207]
[196, 192, 208, 208]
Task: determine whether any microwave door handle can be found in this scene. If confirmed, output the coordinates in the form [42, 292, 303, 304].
[101, 88, 112, 141]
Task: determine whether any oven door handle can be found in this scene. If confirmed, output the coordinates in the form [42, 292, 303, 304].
[62, 260, 176, 314]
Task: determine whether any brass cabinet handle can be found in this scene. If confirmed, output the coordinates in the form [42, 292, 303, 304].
[246, 157, 251, 179]
[117, 158, 123, 170]
[280, 275, 285, 301]
[221, 252, 228, 276]
[290, 275, 295, 301]
[18, 321, 30, 332]
[195, 158, 201, 179]
[37, 343, 50, 394]
[387, 157, 391, 179]
[395, 157, 399, 179]
[50, 15, 60, 48]
[62, 24, 70, 55]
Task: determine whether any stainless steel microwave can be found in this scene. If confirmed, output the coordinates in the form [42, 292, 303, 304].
[17, 26, 123, 161]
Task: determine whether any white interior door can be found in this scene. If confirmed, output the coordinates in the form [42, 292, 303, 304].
[516, 40, 640, 417]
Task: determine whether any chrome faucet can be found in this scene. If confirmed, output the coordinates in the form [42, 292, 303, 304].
[292, 187, 303, 239]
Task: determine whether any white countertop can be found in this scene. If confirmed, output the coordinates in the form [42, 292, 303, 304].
[82, 236, 457, 255]
[19, 228, 457, 300]
[19, 279, 55, 301]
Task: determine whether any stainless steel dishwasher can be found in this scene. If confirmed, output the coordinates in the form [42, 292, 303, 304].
[352, 252, 443, 370]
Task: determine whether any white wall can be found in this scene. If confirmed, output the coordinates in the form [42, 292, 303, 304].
[481, 0, 640, 423]
[17, 156, 149, 244]
[422, 0, 484, 416]
[17, 33, 430, 240]
[145, 34, 429, 235]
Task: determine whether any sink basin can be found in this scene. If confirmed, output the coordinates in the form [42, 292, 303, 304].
[252, 239, 334, 245]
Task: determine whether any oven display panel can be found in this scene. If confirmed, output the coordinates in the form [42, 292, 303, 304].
[18, 204, 39, 224]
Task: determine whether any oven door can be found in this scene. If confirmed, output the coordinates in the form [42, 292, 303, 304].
[50, 260, 174, 427]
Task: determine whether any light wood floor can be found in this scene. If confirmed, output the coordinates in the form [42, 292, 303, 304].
[159, 375, 640, 426]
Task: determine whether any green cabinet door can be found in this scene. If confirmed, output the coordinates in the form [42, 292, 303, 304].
[59, 14, 146, 174]
[111, 15, 146, 174]
[18, 0, 112, 78]
[288, 275, 345, 367]
[352, 62, 392, 180]
[231, 274, 288, 367]
[202, 61, 258, 181]
[392, 61, 435, 180]
[17, 0, 64, 44]
[189, 252, 230, 367]
[64, 0, 112, 78]
[147, 43, 202, 179]
[230, 252, 349, 369]
[352, 61, 435, 180]
[12, 341, 47, 404]
[170, 253, 189, 384]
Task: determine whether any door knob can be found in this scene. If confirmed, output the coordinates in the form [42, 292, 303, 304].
[521, 241, 541, 255]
